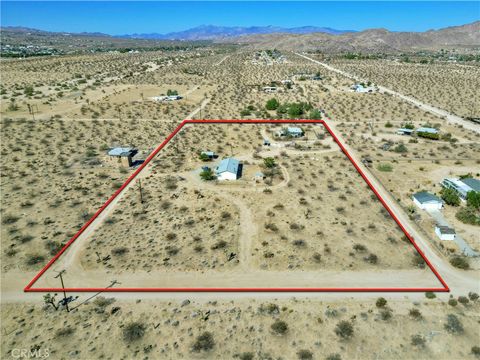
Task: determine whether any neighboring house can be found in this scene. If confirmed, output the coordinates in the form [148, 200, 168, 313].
[351, 84, 374, 93]
[441, 177, 480, 200]
[201, 151, 216, 160]
[215, 158, 241, 181]
[263, 86, 278, 93]
[107, 147, 138, 167]
[461, 178, 480, 194]
[278, 127, 304, 138]
[151, 95, 182, 102]
[416, 127, 439, 134]
[412, 191, 443, 210]
[435, 225, 456, 241]
[396, 128, 414, 136]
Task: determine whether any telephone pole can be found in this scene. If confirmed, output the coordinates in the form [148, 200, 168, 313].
[138, 179, 144, 204]
[27, 104, 38, 121]
[54, 270, 69, 312]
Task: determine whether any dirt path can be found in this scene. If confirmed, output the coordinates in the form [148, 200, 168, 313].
[3, 121, 478, 303]
[325, 121, 479, 294]
[295, 53, 480, 134]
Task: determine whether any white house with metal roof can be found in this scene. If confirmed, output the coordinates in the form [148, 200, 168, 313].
[441, 177, 480, 200]
[215, 158, 241, 181]
[412, 191, 443, 210]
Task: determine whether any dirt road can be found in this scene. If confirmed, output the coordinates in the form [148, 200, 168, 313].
[295, 53, 480, 134]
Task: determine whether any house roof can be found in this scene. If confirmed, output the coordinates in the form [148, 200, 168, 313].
[216, 158, 240, 174]
[287, 127, 303, 134]
[461, 178, 480, 193]
[436, 225, 456, 235]
[397, 128, 414, 133]
[108, 147, 137, 157]
[412, 191, 442, 204]
[443, 178, 472, 193]
[416, 127, 439, 134]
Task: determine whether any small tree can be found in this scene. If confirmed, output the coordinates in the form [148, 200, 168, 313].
[263, 157, 276, 168]
[309, 109, 322, 119]
[335, 320, 354, 339]
[200, 168, 216, 181]
[266, 98, 279, 110]
[466, 191, 480, 209]
[199, 152, 211, 162]
[375, 297, 387, 308]
[441, 188, 460, 206]
[43, 294, 58, 310]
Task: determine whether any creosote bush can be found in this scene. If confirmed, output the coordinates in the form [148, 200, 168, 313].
[192, 331, 215, 352]
[334, 320, 354, 339]
[271, 320, 288, 335]
[123, 322, 146, 342]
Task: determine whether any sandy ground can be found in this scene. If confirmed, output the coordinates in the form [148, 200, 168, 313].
[1, 49, 479, 360]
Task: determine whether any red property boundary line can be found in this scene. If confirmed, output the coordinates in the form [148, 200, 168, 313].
[25, 119, 449, 293]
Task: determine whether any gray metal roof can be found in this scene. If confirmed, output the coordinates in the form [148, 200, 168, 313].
[436, 225, 456, 235]
[216, 157, 240, 174]
[461, 178, 480, 193]
[416, 127, 439, 134]
[412, 191, 442, 204]
[108, 147, 137, 157]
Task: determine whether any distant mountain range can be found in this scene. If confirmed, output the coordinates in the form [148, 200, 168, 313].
[117, 25, 356, 40]
[1, 22, 479, 54]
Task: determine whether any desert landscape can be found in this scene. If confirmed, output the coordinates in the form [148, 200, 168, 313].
[1, 3, 479, 359]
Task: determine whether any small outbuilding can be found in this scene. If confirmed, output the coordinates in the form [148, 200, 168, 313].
[435, 225, 456, 241]
[107, 147, 138, 167]
[412, 191, 443, 211]
[396, 128, 414, 135]
[201, 151, 216, 160]
[416, 127, 439, 134]
[215, 158, 241, 181]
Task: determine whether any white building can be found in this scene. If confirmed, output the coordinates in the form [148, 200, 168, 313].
[412, 191, 443, 211]
[215, 158, 241, 181]
[435, 225, 456, 241]
[441, 177, 480, 200]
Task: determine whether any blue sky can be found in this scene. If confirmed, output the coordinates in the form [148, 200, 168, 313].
[1, 1, 479, 35]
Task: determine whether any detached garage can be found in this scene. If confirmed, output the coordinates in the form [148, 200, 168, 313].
[412, 191, 443, 211]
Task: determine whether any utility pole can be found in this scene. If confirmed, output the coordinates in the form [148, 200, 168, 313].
[138, 179, 144, 204]
[54, 270, 69, 312]
[27, 104, 38, 121]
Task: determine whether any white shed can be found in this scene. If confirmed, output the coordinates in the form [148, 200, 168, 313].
[435, 225, 456, 241]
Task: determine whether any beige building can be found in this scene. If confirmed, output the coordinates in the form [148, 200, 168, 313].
[107, 147, 138, 167]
